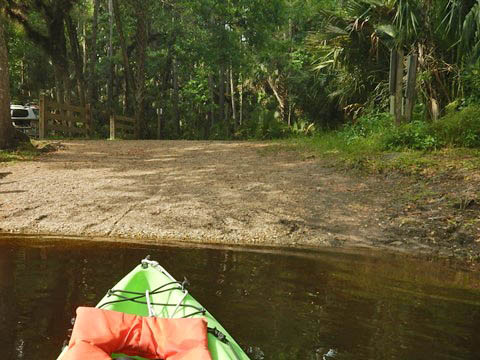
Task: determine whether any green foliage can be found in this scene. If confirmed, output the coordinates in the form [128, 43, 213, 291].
[382, 120, 438, 151]
[256, 114, 290, 140]
[237, 107, 290, 140]
[6, 0, 480, 146]
[460, 62, 480, 103]
[432, 105, 480, 148]
[341, 112, 394, 144]
[295, 105, 480, 155]
[6, 22, 53, 103]
[209, 121, 229, 140]
[0, 141, 39, 162]
[334, 109, 480, 151]
[292, 120, 316, 136]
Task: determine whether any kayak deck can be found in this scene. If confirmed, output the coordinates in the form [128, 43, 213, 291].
[58, 257, 250, 360]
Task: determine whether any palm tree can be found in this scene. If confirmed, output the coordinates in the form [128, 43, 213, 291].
[307, 0, 395, 112]
[308, 0, 480, 120]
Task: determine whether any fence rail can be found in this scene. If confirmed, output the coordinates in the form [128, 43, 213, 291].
[39, 95, 91, 139]
[110, 114, 136, 140]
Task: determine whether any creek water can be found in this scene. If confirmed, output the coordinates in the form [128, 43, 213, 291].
[0, 236, 479, 360]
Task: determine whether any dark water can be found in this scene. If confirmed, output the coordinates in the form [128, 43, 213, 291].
[0, 236, 480, 360]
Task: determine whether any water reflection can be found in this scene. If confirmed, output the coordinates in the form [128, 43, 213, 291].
[0, 237, 479, 360]
[0, 245, 15, 359]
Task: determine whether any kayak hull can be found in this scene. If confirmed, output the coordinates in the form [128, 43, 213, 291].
[57, 258, 250, 360]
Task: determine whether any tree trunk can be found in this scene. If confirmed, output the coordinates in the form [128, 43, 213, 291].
[284, 95, 290, 126]
[50, 52, 70, 105]
[53, 63, 65, 104]
[107, 0, 114, 115]
[134, 0, 148, 139]
[172, 57, 180, 137]
[0, 22, 16, 149]
[208, 72, 215, 132]
[113, 0, 135, 115]
[158, 53, 172, 138]
[218, 65, 225, 134]
[88, 0, 99, 105]
[82, 18, 87, 76]
[225, 68, 231, 136]
[230, 67, 237, 132]
[20, 58, 25, 98]
[239, 72, 243, 126]
[38, 14, 71, 105]
[50, 12, 71, 104]
[123, 75, 129, 114]
[267, 75, 286, 121]
[288, 103, 293, 127]
[66, 15, 86, 106]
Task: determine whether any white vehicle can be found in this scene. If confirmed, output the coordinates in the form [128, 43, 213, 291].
[11, 104, 39, 137]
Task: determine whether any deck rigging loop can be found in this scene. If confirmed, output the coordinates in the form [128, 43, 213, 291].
[141, 255, 159, 269]
[181, 277, 190, 291]
[99, 280, 206, 318]
[146, 290, 156, 317]
[171, 289, 189, 318]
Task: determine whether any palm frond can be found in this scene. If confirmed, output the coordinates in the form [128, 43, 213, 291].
[375, 23, 396, 38]
[393, 0, 420, 45]
[460, 2, 480, 63]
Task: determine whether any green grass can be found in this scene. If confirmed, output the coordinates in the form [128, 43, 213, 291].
[0, 141, 43, 163]
[262, 108, 480, 175]
[267, 133, 480, 176]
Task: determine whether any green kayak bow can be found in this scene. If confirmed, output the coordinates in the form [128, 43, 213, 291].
[57, 256, 251, 360]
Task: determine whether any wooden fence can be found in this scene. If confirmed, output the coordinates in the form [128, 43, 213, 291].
[39, 95, 91, 139]
[110, 114, 136, 140]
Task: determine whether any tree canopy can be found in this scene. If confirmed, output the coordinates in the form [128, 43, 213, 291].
[2, 0, 480, 141]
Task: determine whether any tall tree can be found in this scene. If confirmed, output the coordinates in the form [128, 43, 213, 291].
[0, 18, 16, 149]
[112, 0, 135, 114]
[107, 0, 114, 115]
[133, 0, 148, 138]
[88, 0, 99, 105]
[66, 14, 86, 105]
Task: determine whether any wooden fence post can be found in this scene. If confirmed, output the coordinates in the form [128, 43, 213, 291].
[39, 94, 46, 139]
[389, 50, 397, 116]
[404, 55, 418, 123]
[394, 49, 404, 124]
[110, 115, 115, 140]
[157, 108, 162, 139]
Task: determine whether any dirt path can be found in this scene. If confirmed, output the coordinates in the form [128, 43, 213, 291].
[0, 140, 395, 250]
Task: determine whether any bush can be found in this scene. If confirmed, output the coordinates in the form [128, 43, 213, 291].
[461, 63, 480, 103]
[235, 107, 262, 139]
[292, 119, 316, 136]
[432, 105, 480, 147]
[256, 111, 290, 139]
[299, 105, 480, 155]
[340, 112, 394, 144]
[382, 120, 438, 151]
[236, 107, 290, 140]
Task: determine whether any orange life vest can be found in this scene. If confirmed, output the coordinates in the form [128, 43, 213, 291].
[62, 307, 213, 360]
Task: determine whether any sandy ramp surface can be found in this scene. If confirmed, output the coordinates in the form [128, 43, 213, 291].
[0, 140, 385, 248]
